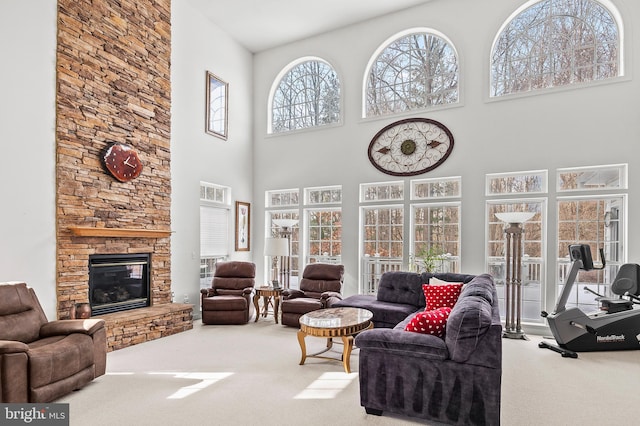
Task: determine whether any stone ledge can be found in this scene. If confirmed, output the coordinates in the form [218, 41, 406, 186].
[98, 303, 193, 351]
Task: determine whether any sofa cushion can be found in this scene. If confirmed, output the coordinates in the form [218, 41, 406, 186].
[28, 334, 95, 389]
[404, 307, 452, 337]
[445, 294, 493, 363]
[376, 272, 424, 307]
[335, 295, 417, 328]
[421, 272, 476, 285]
[354, 328, 449, 360]
[281, 298, 322, 314]
[0, 283, 48, 343]
[458, 273, 494, 304]
[423, 283, 463, 310]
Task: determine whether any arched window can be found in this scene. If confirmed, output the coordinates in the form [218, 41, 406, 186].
[269, 58, 340, 134]
[491, 0, 622, 97]
[364, 29, 459, 118]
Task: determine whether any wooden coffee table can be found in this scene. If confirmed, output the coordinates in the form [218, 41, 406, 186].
[297, 307, 373, 373]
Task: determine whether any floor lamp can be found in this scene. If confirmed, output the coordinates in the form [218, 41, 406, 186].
[264, 237, 289, 289]
[495, 212, 535, 340]
[272, 219, 298, 289]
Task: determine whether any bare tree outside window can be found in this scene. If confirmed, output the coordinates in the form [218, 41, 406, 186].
[491, 0, 620, 97]
[271, 59, 340, 133]
[366, 31, 459, 117]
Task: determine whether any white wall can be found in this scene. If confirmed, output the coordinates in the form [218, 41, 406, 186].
[252, 0, 640, 302]
[171, 2, 254, 310]
[0, 0, 58, 318]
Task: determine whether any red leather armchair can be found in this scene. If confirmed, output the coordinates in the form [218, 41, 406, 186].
[200, 261, 256, 325]
[0, 282, 107, 403]
[281, 263, 344, 327]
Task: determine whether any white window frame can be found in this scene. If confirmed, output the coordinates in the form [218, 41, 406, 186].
[486, 170, 548, 196]
[268, 56, 341, 134]
[363, 28, 460, 118]
[557, 163, 627, 192]
[490, 0, 624, 99]
[199, 182, 231, 289]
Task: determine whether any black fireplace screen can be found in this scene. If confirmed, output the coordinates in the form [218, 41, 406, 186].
[88, 253, 151, 315]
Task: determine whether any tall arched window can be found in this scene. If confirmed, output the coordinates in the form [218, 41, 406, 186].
[364, 29, 459, 118]
[491, 0, 622, 97]
[269, 58, 340, 134]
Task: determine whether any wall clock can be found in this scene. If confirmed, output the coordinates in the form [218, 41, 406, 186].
[102, 142, 143, 182]
[367, 118, 454, 176]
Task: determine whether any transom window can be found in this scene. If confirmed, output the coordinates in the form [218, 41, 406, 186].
[491, 0, 621, 97]
[270, 58, 340, 134]
[364, 29, 459, 117]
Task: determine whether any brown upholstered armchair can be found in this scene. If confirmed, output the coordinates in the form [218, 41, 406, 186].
[200, 261, 256, 325]
[281, 263, 344, 327]
[0, 282, 107, 403]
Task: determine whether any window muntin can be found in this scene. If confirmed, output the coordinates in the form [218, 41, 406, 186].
[412, 203, 460, 273]
[266, 189, 300, 208]
[557, 164, 627, 192]
[365, 29, 459, 117]
[411, 176, 461, 200]
[200, 182, 230, 204]
[486, 170, 547, 195]
[270, 58, 340, 133]
[305, 185, 342, 205]
[361, 205, 404, 258]
[491, 0, 621, 97]
[360, 181, 404, 202]
[307, 208, 342, 263]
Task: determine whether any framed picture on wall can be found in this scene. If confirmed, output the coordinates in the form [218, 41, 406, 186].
[235, 201, 250, 251]
[205, 71, 228, 139]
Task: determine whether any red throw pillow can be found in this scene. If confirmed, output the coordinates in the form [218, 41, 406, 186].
[404, 307, 452, 336]
[423, 283, 463, 310]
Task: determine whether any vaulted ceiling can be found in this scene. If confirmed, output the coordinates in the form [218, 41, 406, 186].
[187, 0, 432, 52]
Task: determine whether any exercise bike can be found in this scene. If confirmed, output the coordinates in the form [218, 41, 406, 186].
[539, 244, 640, 358]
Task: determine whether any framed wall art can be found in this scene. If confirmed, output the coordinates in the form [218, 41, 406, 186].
[205, 71, 228, 139]
[235, 201, 250, 251]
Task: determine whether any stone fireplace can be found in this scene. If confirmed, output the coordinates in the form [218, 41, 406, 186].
[55, 0, 192, 351]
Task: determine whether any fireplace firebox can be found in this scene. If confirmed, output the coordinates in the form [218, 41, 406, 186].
[88, 253, 151, 315]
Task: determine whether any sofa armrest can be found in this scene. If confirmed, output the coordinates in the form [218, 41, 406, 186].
[282, 289, 305, 300]
[320, 291, 342, 307]
[0, 340, 29, 354]
[354, 329, 448, 361]
[200, 288, 214, 297]
[242, 287, 254, 296]
[40, 319, 105, 338]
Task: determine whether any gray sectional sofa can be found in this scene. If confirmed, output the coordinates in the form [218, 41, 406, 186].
[336, 271, 502, 425]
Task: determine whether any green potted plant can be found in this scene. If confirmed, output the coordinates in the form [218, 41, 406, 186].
[416, 245, 445, 273]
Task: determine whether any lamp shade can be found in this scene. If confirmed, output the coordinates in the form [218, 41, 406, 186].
[495, 212, 535, 224]
[264, 237, 289, 256]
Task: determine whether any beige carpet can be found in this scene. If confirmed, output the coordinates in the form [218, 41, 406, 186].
[58, 319, 640, 425]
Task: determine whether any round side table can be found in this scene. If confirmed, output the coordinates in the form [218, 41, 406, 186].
[253, 286, 282, 323]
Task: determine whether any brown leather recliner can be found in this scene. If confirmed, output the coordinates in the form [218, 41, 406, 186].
[0, 282, 107, 403]
[200, 261, 256, 325]
[281, 263, 344, 327]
